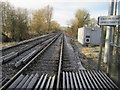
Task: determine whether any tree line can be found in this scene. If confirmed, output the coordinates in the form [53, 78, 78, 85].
[1, 2, 60, 42]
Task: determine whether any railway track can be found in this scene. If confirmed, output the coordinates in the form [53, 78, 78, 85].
[1, 32, 61, 80]
[1, 33, 55, 59]
[1, 32, 63, 89]
[23, 33, 63, 75]
[62, 35, 85, 71]
[0, 32, 119, 89]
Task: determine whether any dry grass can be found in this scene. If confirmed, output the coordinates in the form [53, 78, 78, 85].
[82, 47, 99, 59]
[81, 46, 107, 71]
[79, 46, 101, 70]
[1, 42, 17, 48]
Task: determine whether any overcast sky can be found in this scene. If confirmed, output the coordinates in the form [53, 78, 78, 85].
[3, 0, 120, 27]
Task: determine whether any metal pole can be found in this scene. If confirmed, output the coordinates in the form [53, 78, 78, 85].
[104, 0, 115, 74]
[98, 26, 104, 70]
[109, 0, 117, 74]
[111, 0, 117, 44]
[104, 0, 114, 64]
[0, 1, 3, 88]
[116, 27, 120, 67]
[115, 1, 120, 83]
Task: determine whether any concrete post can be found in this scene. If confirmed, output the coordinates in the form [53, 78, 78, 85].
[98, 26, 104, 70]
[104, 0, 114, 64]
[116, 1, 120, 85]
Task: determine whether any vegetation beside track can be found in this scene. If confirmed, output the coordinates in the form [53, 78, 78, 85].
[72, 41, 104, 70]
[80, 47, 98, 70]
[1, 42, 16, 48]
[1, 1, 60, 43]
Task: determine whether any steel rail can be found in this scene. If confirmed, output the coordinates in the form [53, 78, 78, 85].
[56, 34, 64, 88]
[1, 34, 51, 52]
[1, 33, 56, 63]
[0, 33, 61, 89]
[1, 33, 119, 89]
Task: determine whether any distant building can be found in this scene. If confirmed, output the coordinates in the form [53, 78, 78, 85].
[78, 27, 101, 45]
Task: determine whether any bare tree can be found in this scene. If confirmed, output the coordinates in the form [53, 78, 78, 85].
[30, 8, 47, 35]
[75, 9, 90, 28]
[15, 8, 29, 41]
[30, 5, 60, 35]
[1, 1, 29, 42]
[51, 20, 60, 32]
[44, 5, 53, 32]
[89, 18, 98, 27]
[67, 9, 90, 37]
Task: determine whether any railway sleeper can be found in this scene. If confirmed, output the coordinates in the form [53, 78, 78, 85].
[2, 45, 36, 64]
[14, 35, 59, 68]
[15, 50, 37, 68]
[0, 58, 3, 63]
[2, 52, 18, 63]
[13, 34, 60, 69]
[1, 34, 56, 64]
[17, 45, 33, 55]
[33, 68, 58, 72]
